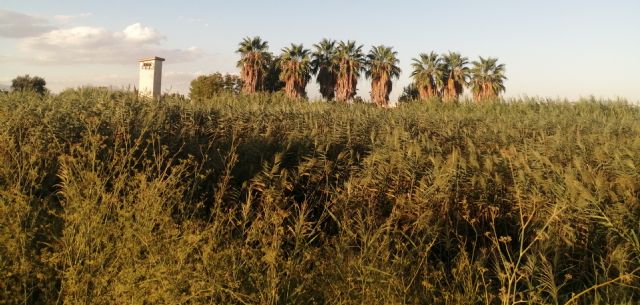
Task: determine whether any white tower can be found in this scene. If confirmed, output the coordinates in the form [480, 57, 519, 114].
[138, 56, 165, 99]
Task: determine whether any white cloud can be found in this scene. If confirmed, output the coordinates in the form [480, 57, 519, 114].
[19, 23, 202, 64]
[0, 9, 55, 38]
[120, 23, 164, 43]
[27, 26, 113, 47]
[53, 13, 93, 23]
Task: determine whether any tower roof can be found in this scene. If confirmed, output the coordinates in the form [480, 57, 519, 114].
[138, 56, 165, 62]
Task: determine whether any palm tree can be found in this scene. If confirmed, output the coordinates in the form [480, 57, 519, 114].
[366, 45, 401, 107]
[411, 52, 444, 100]
[264, 57, 285, 92]
[236, 36, 271, 94]
[279, 44, 312, 99]
[442, 52, 470, 101]
[334, 41, 365, 102]
[470, 57, 506, 101]
[311, 39, 337, 100]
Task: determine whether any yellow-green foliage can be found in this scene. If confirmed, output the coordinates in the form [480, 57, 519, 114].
[0, 89, 639, 304]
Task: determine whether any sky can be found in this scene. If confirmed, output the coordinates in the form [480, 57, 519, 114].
[1, 0, 639, 102]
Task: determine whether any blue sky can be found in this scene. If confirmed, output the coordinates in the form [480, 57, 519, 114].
[1, 0, 639, 101]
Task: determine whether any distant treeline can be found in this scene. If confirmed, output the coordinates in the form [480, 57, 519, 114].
[230, 37, 506, 105]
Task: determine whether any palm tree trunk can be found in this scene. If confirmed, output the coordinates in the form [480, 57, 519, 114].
[427, 80, 437, 99]
[336, 60, 350, 102]
[242, 66, 256, 94]
[370, 74, 391, 107]
[380, 74, 390, 107]
[444, 77, 456, 102]
[336, 76, 348, 102]
[473, 90, 481, 102]
[486, 83, 495, 99]
[372, 79, 382, 106]
[284, 78, 295, 98]
[370, 79, 379, 106]
[418, 85, 429, 100]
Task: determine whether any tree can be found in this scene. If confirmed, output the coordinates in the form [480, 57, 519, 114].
[442, 52, 470, 101]
[11, 74, 47, 95]
[264, 57, 285, 93]
[334, 41, 365, 102]
[470, 57, 507, 101]
[398, 83, 419, 103]
[311, 39, 338, 100]
[366, 45, 401, 107]
[189, 73, 243, 100]
[279, 44, 312, 99]
[411, 52, 444, 100]
[236, 36, 271, 94]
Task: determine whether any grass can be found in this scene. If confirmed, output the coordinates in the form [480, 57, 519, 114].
[1, 88, 639, 304]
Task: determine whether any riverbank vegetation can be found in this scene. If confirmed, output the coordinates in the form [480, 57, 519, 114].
[1, 89, 639, 304]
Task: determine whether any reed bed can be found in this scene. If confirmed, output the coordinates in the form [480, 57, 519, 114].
[1, 88, 639, 304]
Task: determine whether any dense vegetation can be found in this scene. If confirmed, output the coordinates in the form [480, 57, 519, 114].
[1, 88, 639, 304]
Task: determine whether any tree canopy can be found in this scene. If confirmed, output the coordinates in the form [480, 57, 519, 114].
[411, 52, 444, 100]
[442, 52, 470, 101]
[334, 41, 365, 102]
[189, 73, 243, 100]
[11, 74, 47, 95]
[366, 45, 401, 107]
[279, 44, 312, 99]
[470, 57, 507, 101]
[236, 36, 271, 94]
[311, 39, 338, 101]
